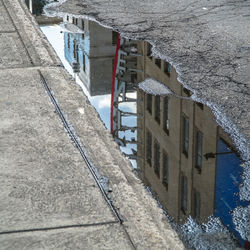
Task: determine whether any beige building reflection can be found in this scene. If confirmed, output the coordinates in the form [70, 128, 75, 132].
[136, 41, 234, 224]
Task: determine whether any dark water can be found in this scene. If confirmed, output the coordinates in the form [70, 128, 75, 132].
[26, 3, 249, 247]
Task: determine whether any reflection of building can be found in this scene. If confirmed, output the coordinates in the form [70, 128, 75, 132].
[136, 41, 248, 245]
[64, 16, 117, 95]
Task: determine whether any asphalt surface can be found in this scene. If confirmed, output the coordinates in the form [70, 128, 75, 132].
[45, 0, 250, 161]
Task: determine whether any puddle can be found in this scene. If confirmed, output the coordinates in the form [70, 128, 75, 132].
[27, 2, 249, 248]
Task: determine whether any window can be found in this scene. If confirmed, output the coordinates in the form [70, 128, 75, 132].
[181, 175, 188, 213]
[164, 61, 171, 76]
[72, 17, 75, 24]
[66, 15, 69, 21]
[163, 96, 170, 134]
[73, 40, 76, 59]
[154, 140, 160, 178]
[196, 102, 204, 110]
[82, 33, 85, 40]
[147, 94, 152, 114]
[155, 58, 161, 68]
[131, 73, 137, 84]
[183, 88, 191, 97]
[112, 31, 119, 45]
[75, 18, 78, 25]
[162, 151, 169, 188]
[195, 130, 203, 171]
[193, 190, 200, 220]
[146, 130, 152, 166]
[81, 19, 85, 29]
[154, 96, 160, 124]
[76, 45, 79, 63]
[147, 43, 152, 58]
[182, 116, 189, 156]
[82, 54, 85, 72]
[67, 34, 70, 49]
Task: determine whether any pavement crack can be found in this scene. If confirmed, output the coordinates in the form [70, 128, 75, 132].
[38, 70, 123, 224]
[0, 221, 119, 235]
[0, 30, 16, 33]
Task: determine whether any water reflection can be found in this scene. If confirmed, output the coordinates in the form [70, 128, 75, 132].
[39, 14, 248, 248]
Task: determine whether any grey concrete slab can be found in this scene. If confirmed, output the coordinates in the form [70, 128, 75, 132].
[0, 68, 115, 232]
[1, 0, 60, 67]
[0, 33, 31, 68]
[0, 5, 16, 32]
[0, 224, 133, 250]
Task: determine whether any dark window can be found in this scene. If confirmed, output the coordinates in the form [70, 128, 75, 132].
[155, 96, 160, 124]
[155, 58, 161, 68]
[163, 96, 170, 134]
[112, 31, 119, 45]
[82, 33, 85, 39]
[76, 45, 79, 63]
[196, 102, 204, 110]
[181, 175, 188, 213]
[183, 88, 192, 97]
[66, 15, 69, 21]
[131, 73, 137, 84]
[163, 151, 169, 188]
[183, 116, 189, 156]
[67, 34, 70, 49]
[147, 94, 152, 114]
[147, 43, 152, 58]
[82, 54, 85, 72]
[195, 130, 203, 171]
[75, 18, 78, 25]
[146, 130, 152, 166]
[193, 190, 200, 220]
[164, 61, 171, 76]
[73, 40, 76, 59]
[72, 17, 75, 24]
[154, 140, 160, 178]
[81, 19, 84, 29]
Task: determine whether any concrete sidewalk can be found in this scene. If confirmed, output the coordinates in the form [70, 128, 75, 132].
[0, 0, 183, 249]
